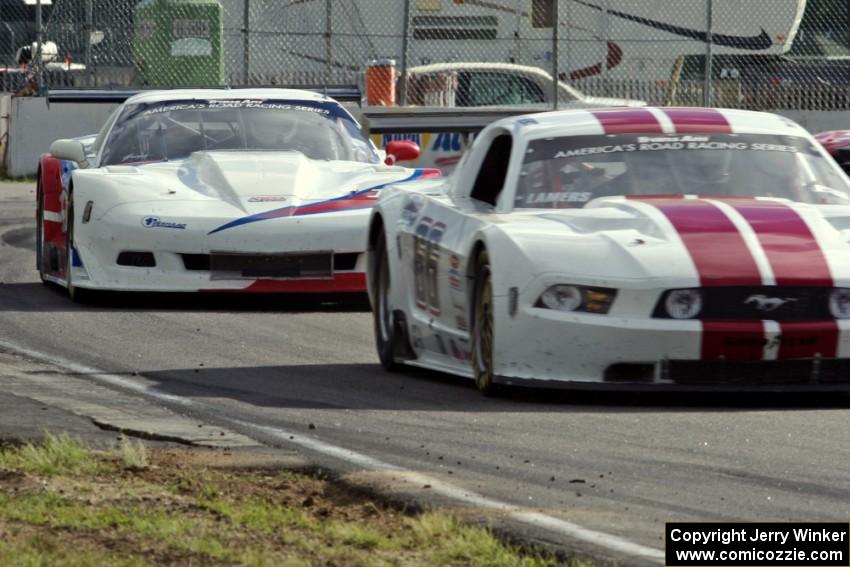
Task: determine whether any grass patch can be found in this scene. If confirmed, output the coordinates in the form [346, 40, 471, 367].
[118, 434, 149, 470]
[0, 436, 594, 566]
[0, 432, 102, 476]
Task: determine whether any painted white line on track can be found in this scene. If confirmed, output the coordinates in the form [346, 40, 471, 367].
[0, 337, 664, 563]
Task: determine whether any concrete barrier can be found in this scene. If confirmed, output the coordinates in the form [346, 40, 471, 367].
[5, 97, 118, 178]
[0, 95, 10, 176]
[775, 110, 850, 136]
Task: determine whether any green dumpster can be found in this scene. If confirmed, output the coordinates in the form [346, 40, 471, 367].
[133, 0, 224, 87]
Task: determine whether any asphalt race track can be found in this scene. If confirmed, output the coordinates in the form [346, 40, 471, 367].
[2, 182, 849, 564]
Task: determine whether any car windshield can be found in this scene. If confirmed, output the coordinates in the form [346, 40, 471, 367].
[516, 133, 850, 208]
[100, 98, 379, 166]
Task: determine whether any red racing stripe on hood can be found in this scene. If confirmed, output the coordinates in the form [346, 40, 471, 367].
[590, 109, 663, 134]
[723, 200, 832, 287]
[661, 108, 732, 133]
[721, 199, 838, 359]
[642, 198, 765, 360]
[650, 199, 762, 287]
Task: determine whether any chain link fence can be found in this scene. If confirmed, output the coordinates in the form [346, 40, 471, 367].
[2, 0, 850, 110]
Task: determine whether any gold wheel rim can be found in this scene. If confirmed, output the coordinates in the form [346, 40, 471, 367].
[473, 273, 494, 389]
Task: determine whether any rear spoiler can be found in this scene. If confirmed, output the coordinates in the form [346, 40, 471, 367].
[47, 86, 363, 104]
[362, 105, 546, 134]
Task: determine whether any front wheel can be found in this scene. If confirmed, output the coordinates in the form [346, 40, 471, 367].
[372, 231, 403, 371]
[470, 250, 500, 396]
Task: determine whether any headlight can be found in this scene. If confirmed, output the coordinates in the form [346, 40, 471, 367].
[536, 285, 617, 314]
[830, 288, 850, 319]
[664, 288, 703, 319]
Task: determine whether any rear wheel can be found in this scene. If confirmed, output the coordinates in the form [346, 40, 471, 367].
[372, 230, 403, 370]
[471, 250, 500, 396]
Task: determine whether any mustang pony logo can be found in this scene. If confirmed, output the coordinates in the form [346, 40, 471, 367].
[744, 294, 798, 312]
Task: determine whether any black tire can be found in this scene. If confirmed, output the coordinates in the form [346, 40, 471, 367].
[470, 249, 501, 396]
[65, 202, 95, 304]
[372, 230, 403, 371]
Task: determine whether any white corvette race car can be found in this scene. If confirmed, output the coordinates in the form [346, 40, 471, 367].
[37, 88, 436, 300]
[367, 106, 850, 394]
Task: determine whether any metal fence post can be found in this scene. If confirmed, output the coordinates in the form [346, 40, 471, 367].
[704, 0, 714, 107]
[84, 0, 93, 85]
[553, 0, 559, 110]
[243, 0, 250, 85]
[325, 0, 332, 85]
[398, 0, 411, 106]
[36, 0, 43, 92]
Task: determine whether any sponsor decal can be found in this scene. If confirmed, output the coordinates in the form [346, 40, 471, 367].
[449, 339, 470, 362]
[141, 216, 187, 230]
[432, 132, 463, 152]
[524, 192, 592, 205]
[455, 315, 468, 332]
[372, 133, 432, 151]
[552, 137, 808, 160]
[248, 196, 288, 203]
[448, 256, 464, 292]
[143, 101, 331, 116]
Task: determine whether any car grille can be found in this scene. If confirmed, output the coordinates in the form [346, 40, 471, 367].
[179, 252, 334, 279]
[604, 359, 850, 385]
[654, 287, 832, 321]
[669, 359, 850, 385]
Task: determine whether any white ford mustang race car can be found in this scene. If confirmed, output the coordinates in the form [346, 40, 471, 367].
[37, 88, 436, 300]
[367, 106, 850, 394]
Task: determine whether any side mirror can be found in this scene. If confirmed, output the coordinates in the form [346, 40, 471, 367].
[384, 140, 420, 165]
[49, 139, 88, 166]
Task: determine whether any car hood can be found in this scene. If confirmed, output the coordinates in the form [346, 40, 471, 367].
[503, 196, 850, 287]
[103, 151, 420, 215]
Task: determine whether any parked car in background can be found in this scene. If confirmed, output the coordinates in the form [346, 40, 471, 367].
[371, 62, 645, 173]
[405, 62, 646, 108]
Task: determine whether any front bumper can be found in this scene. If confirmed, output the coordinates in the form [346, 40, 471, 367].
[491, 294, 850, 389]
[71, 203, 370, 293]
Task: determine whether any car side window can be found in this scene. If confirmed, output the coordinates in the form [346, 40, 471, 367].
[92, 107, 121, 161]
[461, 72, 544, 106]
[470, 134, 513, 206]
